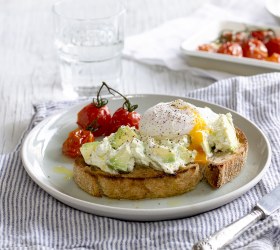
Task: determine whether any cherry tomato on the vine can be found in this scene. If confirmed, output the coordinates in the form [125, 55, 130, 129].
[62, 128, 94, 158]
[242, 38, 268, 59]
[111, 107, 141, 134]
[217, 42, 243, 57]
[77, 102, 111, 137]
[77, 82, 141, 137]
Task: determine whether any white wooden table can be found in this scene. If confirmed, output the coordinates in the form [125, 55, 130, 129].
[0, 0, 276, 154]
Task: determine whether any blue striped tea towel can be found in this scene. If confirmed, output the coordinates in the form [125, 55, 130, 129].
[1, 73, 280, 249]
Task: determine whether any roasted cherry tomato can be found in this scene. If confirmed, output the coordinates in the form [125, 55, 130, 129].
[197, 43, 217, 52]
[110, 107, 141, 134]
[217, 42, 243, 57]
[218, 30, 247, 44]
[265, 37, 280, 56]
[77, 82, 141, 136]
[234, 31, 248, 44]
[266, 53, 280, 63]
[242, 38, 268, 59]
[77, 101, 111, 137]
[62, 128, 94, 158]
[219, 30, 234, 43]
[251, 29, 274, 43]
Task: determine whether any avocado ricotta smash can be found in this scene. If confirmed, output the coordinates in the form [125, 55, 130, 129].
[80, 99, 239, 174]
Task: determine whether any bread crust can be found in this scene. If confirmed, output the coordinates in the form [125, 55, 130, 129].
[73, 128, 248, 199]
[74, 158, 203, 199]
[204, 128, 248, 188]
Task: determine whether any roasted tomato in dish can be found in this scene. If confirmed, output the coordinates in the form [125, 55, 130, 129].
[251, 29, 274, 43]
[217, 42, 243, 57]
[219, 30, 247, 44]
[242, 38, 268, 59]
[266, 53, 280, 63]
[265, 37, 280, 56]
[197, 27, 280, 63]
[219, 30, 234, 43]
[198, 43, 217, 52]
[77, 102, 111, 137]
[110, 107, 141, 134]
[62, 128, 94, 158]
[234, 31, 248, 44]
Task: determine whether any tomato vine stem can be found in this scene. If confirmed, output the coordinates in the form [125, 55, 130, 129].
[94, 82, 138, 112]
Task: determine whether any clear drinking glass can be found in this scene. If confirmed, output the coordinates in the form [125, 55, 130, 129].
[53, 0, 125, 98]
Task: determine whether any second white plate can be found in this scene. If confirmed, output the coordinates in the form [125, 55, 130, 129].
[21, 94, 271, 221]
[181, 20, 280, 75]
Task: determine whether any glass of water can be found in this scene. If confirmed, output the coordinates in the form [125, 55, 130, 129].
[53, 0, 125, 98]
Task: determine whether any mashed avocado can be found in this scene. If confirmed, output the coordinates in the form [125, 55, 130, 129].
[209, 113, 239, 152]
[80, 126, 196, 174]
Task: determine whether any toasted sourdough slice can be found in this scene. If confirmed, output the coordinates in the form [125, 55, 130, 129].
[73, 128, 248, 199]
[74, 159, 202, 200]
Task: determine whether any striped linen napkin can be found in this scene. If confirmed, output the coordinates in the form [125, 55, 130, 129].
[1, 73, 280, 249]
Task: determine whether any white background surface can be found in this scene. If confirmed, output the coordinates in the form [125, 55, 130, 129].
[1, 0, 279, 154]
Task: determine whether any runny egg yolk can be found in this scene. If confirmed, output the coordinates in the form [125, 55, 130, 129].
[187, 111, 209, 164]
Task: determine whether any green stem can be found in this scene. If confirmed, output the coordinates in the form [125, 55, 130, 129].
[101, 82, 138, 112]
[93, 83, 108, 108]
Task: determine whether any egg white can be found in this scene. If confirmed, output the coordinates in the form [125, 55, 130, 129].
[139, 99, 219, 139]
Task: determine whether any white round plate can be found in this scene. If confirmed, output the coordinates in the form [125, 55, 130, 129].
[21, 94, 271, 221]
[266, 0, 280, 20]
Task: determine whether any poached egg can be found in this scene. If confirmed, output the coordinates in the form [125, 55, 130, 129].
[139, 99, 219, 163]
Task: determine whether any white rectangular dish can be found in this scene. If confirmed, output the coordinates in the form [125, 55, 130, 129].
[181, 20, 280, 75]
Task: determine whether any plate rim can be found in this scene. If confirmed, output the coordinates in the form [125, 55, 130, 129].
[21, 94, 272, 221]
[265, 0, 280, 19]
